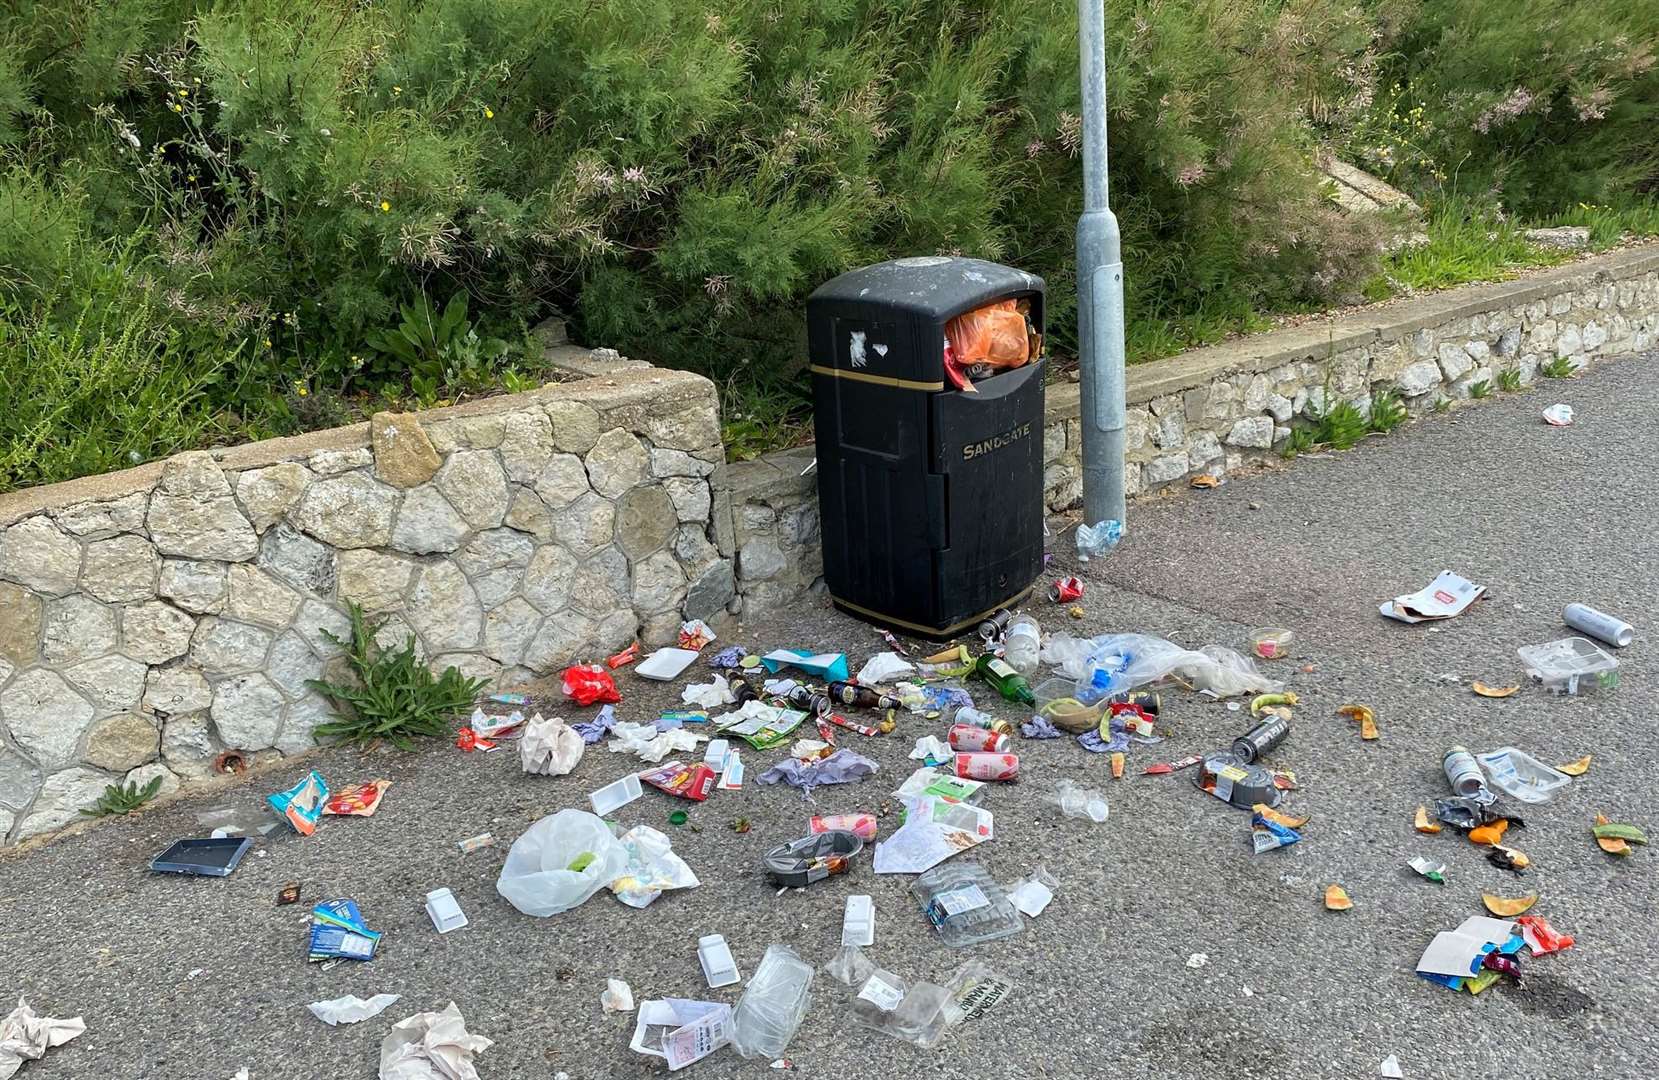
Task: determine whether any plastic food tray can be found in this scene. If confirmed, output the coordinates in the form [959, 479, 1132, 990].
[1517, 636, 1619, 695]
[910, 860, 1023, 947]
[150, 836, 253, 876]
[763, 830, 864, 887]
[636, 648, 701, 681]
[1034, 678, 1102, 734]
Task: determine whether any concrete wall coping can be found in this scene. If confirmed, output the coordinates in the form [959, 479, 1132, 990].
[1045, 243, 1659, 417]
[0, 366, 714, 526]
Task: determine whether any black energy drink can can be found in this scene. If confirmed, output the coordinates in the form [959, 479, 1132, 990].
[1231, 714, 1290, 764]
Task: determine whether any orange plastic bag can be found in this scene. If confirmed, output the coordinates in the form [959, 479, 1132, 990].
[946, 300, 1030, 370]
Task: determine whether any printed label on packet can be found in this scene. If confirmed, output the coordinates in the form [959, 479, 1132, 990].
[955, 974, 1015, 1021]
[857, 975, 906, 1013]
[933, 883, 990, 918]
[1214, 764, 1247, 803]
[664, 1010, 731, 1070]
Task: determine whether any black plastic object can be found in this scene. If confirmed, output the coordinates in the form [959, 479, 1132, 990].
[150, 836, 254, 876]
[763, 830, 864, 887]
[808, 257, 1046, 639]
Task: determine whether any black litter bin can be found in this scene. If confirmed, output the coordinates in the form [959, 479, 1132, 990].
[807, 256, 1045, 640]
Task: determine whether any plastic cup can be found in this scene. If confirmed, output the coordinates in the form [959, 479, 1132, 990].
[1247, 627, 1294, 660]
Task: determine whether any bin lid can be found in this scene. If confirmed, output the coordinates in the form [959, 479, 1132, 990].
[808, 257, 1043, 321]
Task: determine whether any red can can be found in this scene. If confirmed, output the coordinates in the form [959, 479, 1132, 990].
[810, 813, 878, 842]
[947, 723, 1010, 753]
[1049, 576, 1085, 603]
[954, 752, 1020, 781]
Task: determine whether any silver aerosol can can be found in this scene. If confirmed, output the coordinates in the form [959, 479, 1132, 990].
[1564, 603, 1634, 648]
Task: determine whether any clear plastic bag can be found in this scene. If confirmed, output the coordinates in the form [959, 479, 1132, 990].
[1040, 632, 1281, 699]
[608, 825, 700, 909]
[495, 809, 629, 917]
[730, 945, 815, 1059]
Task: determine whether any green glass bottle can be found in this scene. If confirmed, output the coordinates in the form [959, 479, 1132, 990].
[973, 653, 1036, 706]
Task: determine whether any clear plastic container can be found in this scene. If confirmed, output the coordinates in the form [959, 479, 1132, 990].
[1246, 627, 1294, 660]
[1003, 615, 1041, 674]
[730, 944, 815, 1059]
[1033, 678, 1102, 734]
[910, 861, 1024, 947]
[1517, 636, 1619, 695]
[1476, 747, 1572, 804]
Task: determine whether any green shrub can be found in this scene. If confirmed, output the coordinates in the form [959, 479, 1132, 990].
[80, 776, 163, 818]
[307, 603, 488, 751]
[1351, 0, 1659, 213]
[0, 294, 234, 490]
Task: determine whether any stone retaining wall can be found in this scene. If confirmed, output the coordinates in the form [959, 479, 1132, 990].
[731, 245, 1659, 614]
[0, 368, 729, 843]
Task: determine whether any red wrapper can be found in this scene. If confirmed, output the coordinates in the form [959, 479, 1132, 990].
[639, 761, 716, 801]
[954, 752, 1020, 781]
[606, 642, 640, 669]
[947, 724, 1009, 753]
[324, 779, 391, 817]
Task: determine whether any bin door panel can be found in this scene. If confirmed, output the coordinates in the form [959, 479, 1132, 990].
[812, 370, 935, 631]
[928, 359, 1046, 628]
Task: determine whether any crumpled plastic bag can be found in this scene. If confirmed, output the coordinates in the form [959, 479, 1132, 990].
[608, 825, 700, 908]
[909, 736, 953, 766]
[1021, 716, 1061, 739]
[561, 663, 620, 706]
[496, 809, 630, 917]
[758, 749, 877, 793]
[308, 993, 401, 1026]
[942, 300, 1031, 392]
[572, 704, 616, 744]
[379, 1002, 492, 1080]
[1075, 519, 1122, 561]
[0, 998, 85, 1079]
[1040, 632, 1280, 698]
[856, 652, 916, 684]
[682, 678, 737, 709]
[608, 721, 705, 763]
[520, 714, 585, 776]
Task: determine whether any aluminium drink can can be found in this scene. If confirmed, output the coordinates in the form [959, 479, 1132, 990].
[947, 723, 1010, 753]
[954, 752, 1019, 781]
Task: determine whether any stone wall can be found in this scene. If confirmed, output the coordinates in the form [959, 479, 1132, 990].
[0, 367, 729, 843]
[732, 245, 1659, 613]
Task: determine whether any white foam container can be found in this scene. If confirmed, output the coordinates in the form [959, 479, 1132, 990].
[425, 887, 469, 933]
[698, 933, 740, 988]
[636, 648, 701, 680]
[589, 773, 643, 815]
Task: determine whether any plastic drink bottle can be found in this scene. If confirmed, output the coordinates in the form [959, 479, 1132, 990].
[1003, 615, 1041, 674]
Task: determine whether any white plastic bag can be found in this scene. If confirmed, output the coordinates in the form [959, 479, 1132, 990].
[855, 652, 916, 684]
[520, 714, 585, 776]
[496, 809, 629, 917]
[1042, 632, 1280, 698]
[608, 824, 700, 908]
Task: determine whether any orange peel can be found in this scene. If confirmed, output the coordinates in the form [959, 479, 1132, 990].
[1482, 892, 1538, 917]
[1324, 884, 1353, 911]
[1472, 682, 1519, 698]
[1558, 755, 1592, 776]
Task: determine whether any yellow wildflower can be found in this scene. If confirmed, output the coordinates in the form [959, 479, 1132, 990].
[484, 106, 495, 119]
[379, 200, 391, 213]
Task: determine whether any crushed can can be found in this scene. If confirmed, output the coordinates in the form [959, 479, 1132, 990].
[1048, 576, 1085, 603]
[810, 813, 878, 842]
[954, 752, 1020, 781]
[976, 608, 1013, 643]
[947, 723, 1010, 753]
[1231, 715, 1291, 764]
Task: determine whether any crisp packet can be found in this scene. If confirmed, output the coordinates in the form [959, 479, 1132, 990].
[269, 771, 330, 835]
[639, 761, 717, 802]
[308, 898, 380, 961]
[1250, 812, 1300, 854]
[324, 779, 392, 817]
[678, 619, 718, 651]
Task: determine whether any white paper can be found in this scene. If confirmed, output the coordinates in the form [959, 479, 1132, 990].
[1380, 1054, 1404, 1079]
[717, 702, 806, 739]
[682, 679, 737, 709]
[1415, 918, 1515, 978]
[855, 651, 916, 684]
[1381, 571, 1486, 624]
[607, 721, 705, 763]
[872, 796, 988, 874]
[602, 979, 635, 1014]
[520, 714, 585, 775]
[379, 1002, 492, 1080]
[0, 998, 86, 1080]
[1009, 878, 1054, 918]
[629, 1000, 733, 1071]
[308, 993, 401, 1026]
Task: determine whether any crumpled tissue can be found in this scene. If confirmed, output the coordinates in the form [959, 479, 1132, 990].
[758, 749, 878, 793]
[308, 993, 402, 1026]
[909, 735, 953, 766]
[608, 721, 705, 763]
[682, 679, 737, 709]
[379, 1002, 492, 1080]
[855, 651, 915, 684]
[520, 714, 585, 776]
[608, 825, 700, 909]
[0, 998, 85, 1080]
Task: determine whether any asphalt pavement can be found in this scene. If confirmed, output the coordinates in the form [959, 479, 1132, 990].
[4, 352, 1656, 1080]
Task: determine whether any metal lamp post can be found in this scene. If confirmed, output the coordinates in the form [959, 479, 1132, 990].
[1076, 0, 1127, 531]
